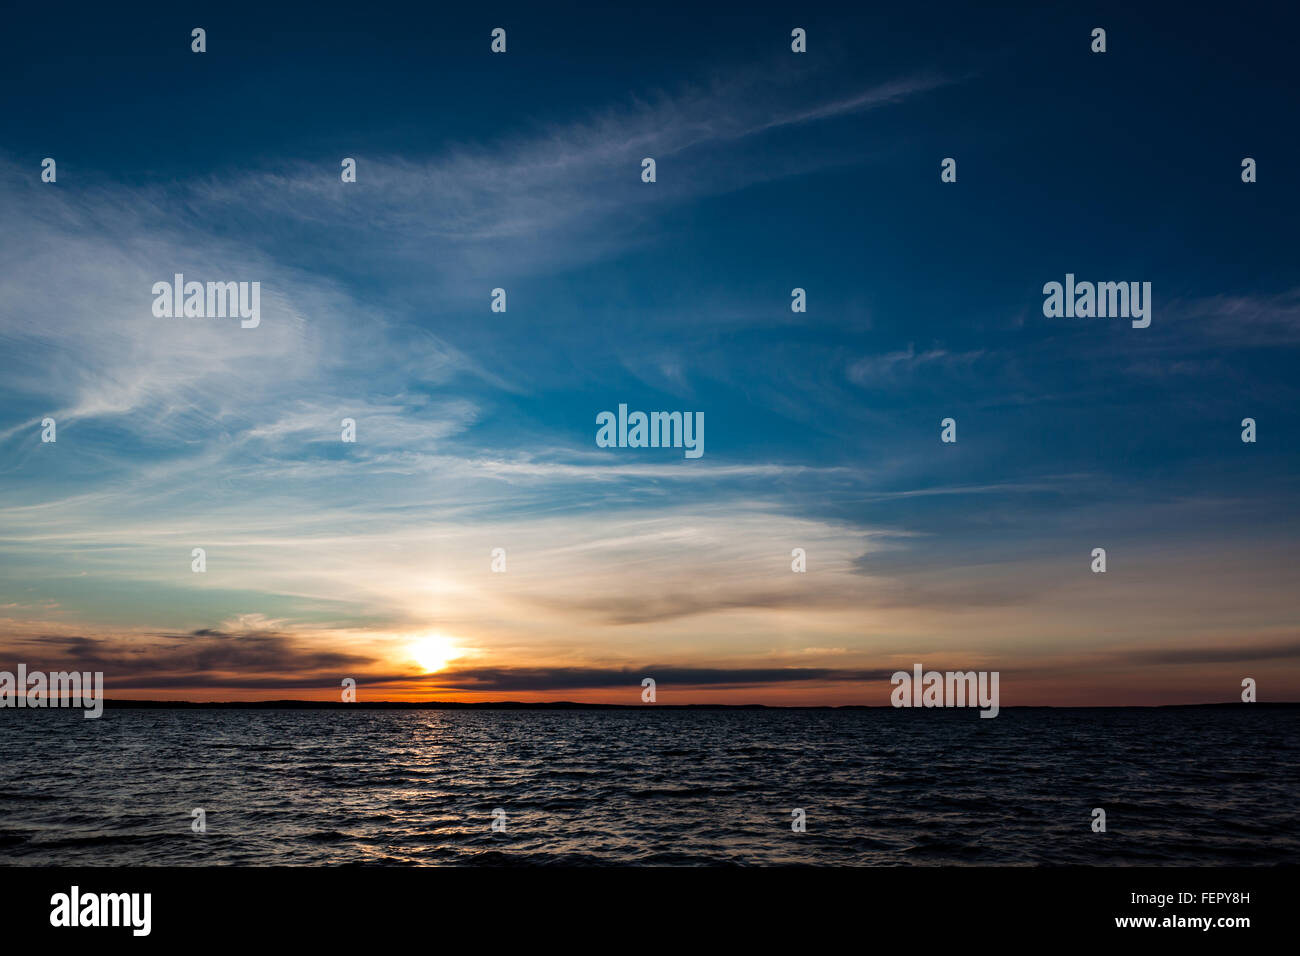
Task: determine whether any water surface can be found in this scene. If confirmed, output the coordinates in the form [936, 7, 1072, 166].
[1, 707, 1295, 865]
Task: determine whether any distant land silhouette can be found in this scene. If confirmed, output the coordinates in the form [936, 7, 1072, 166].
[92, 699, 1300, 710]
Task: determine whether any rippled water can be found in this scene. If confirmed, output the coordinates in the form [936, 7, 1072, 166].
[1, 707, 1296, 865]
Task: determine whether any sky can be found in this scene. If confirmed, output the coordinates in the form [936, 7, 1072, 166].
[1, 2, 1298, 705]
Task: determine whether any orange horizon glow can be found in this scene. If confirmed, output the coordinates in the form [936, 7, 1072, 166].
[91, 670, 1300, 707]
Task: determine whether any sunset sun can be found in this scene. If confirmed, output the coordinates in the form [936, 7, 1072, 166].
[411, 635, 459, 674]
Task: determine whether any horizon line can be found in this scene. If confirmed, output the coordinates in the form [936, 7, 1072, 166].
[38, 699, 1300, 710]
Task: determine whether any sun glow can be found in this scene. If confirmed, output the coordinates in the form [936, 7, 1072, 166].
[411, 635, 459, 673]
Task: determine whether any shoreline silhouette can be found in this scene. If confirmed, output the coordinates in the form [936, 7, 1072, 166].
[73, 699, 1300, 710]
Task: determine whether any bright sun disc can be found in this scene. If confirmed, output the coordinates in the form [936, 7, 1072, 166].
[412, 635, 457, 673]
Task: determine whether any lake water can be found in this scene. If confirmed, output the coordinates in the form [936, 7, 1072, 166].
[1, 706, 1295, 865]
